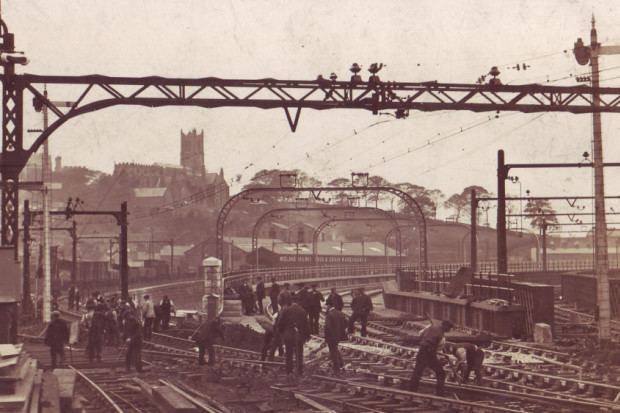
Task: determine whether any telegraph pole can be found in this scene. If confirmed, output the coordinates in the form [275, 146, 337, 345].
[470, 189, 478, 272]
[497, 150, 507, 273]
[573, 18, 620, 344]
[22, 200, 30, 313]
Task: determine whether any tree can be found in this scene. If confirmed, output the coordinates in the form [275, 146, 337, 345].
[524, 199, 559, 232]
[328, 177, 352, 205]
[394, 182, 443, 218]
[444, 185, 491, 223]
[366, 175, 391, 208]
[242, 169, 322, 203]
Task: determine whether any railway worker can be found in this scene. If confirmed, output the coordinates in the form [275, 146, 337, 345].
[255, 277, 266, 315]
[408, 318, 454, 396]
[269, 278, 280, 315]
[123, 311, 143, 373]
[277, 295, 310, 376]
[307, 284, 324, 335]
[325, 287, 344, 312]
[85, 292, 97, 312]
[192, 316, 224, 366]
[278, 283, 293, 308]
[239, 281, 255, 315]
[261, 315, 284, 361]
[159, 295, 174, 330]
[153, 302, 162, 333]
[104, 303, 120, 347]
[296, 284, 310, 311]
[45, 310, 69, 369]
[141, 294, 156, 340]
[74, 288, 81, 311]
[68, 285, 76, 311]
[348, 288, 373, 337]
[324, 303, 347, 375]
[86, 305, 106, 363]
[446, 342, 485, 385]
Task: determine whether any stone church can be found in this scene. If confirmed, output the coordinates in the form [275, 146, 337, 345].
[112, 129, 229, 215]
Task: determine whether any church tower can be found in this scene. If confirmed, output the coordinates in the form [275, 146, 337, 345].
[180, 128, 206, 176]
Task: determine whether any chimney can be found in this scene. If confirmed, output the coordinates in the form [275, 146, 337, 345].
[54, 156, 62, 172]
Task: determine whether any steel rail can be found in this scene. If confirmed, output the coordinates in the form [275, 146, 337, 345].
[310, 375, 527, 413]
[69, 366, 124, 413]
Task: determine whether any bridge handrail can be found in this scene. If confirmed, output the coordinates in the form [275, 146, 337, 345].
[223, 263, 401, 289]
[220, 257, 614, 292]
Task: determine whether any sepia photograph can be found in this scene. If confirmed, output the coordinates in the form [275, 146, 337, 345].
[0, 1, 618, 411]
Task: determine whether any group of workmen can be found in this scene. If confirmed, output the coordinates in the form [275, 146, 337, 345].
[257, 283, 373, 377]
[44, 292, 176, 373]
[407, 316, 485, 396]
[48, 281, 485, 396]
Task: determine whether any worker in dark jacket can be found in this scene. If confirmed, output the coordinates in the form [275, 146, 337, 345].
[277, 297, 309, 376]
[86, 306, 106, 363]
[45, 311, 69, 369]
[278, 283, 293, 308]
[447, 342, 484, 385]
[261, 316, 284, 361]
[324, 305, 347, 374]
[255, 278, 266, 314]
[192, 317, 224, 366]
[159, 296, 173, 330]
[123, 312, 143, 372]
[348, 288, 373, 337]
[296, 284, 310, 311]
[269, 279, 280, 315]
[307, 284, 324, 335]
[408, 318, 454, 396]
[325, 288, 343, 311]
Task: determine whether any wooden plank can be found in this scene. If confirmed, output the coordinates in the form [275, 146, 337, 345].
[51, 369, 75, 413]
[0, 360, 37, 413]
[40, 371, 61, 413]
[27, 370, 42, 413]
[152, 385, 198, 413]
[293, 393, 337, 413]
[0, 344, 22, 358]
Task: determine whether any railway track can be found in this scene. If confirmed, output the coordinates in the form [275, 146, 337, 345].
[273, 374, 535, 413]
[341, 333, 620, 403]
[555, 304, 620, 338]
[55, 289, 620, 412]
[71, 366, 162, 413]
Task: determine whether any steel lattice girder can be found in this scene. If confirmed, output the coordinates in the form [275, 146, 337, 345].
[5, 73, 620, 247]
[17, 74, 620, 156]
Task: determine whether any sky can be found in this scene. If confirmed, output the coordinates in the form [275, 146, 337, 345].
[5, 0, 620, 227]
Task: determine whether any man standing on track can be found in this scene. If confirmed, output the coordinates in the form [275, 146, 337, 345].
[348, 288, 373, 337]
[269, 278, 280, 315]
[123, 312, 143, 373]
[86, 305, 106, 363]
[324, 303, 347, 375]
[277, 296, 309, 376]
[193, 316, 224, 366]
[159, 295, 174, 330]
[325, 287, 343, 311]
[45, 311, 69, 369]
[307, 284, 324, 335]
[141, 294, 155, 340]
[255, 277, 266, 315]
[408, 318, 454, 396]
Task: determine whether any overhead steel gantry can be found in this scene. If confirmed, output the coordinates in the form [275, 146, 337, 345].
[217, 186, 428, 270]
[5, 23, 620, 254]
[250, 206, 403, 266]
